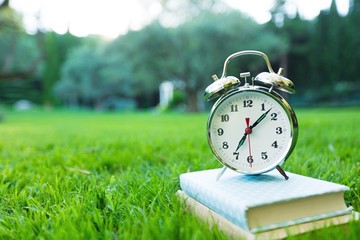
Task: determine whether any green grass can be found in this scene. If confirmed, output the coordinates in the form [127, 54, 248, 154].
[0, 108, 359, 239]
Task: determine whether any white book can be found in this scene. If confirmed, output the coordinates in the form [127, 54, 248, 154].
[179, 168, 353, 233]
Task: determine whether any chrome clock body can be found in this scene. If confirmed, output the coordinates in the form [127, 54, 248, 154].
[204, 50, 298, 180]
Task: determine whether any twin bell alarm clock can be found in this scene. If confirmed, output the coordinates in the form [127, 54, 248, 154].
[204, 50, 298, 180]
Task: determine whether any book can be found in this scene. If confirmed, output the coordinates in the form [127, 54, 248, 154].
[179, 168, 353, 234]
[178, 190, 358, 240]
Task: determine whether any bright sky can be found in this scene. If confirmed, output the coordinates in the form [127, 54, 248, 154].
[8, 0, 350, 39]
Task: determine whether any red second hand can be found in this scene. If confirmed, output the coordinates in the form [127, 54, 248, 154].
[245, 118, 253, 168]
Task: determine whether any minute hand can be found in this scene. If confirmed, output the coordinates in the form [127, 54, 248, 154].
[251, 108, 272, 129]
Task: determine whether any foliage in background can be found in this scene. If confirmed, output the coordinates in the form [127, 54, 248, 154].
[54, 39, 134, 109]
[1, 0, 360, 110]
[271, 0, 360, 106]
[107, 12, 287, 111]
[0, 1, 82, 106]
[42, 32, 83, 105]
[0, 2, 42, 104]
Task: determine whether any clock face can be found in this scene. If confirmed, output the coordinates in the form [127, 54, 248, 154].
[207, 87, 297, 174]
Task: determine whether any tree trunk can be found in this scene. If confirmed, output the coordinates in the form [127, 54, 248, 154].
[186, 88, 199, 112]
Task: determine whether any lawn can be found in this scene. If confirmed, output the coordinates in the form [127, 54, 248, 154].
[0, 108, 359, 239]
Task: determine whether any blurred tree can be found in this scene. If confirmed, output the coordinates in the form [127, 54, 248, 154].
[275, 14, 312, 90]
[42, 32, 60, 105]
[165, 0, 288, 111]
[267, 0, 313, 86]
[108, 11, 288, 111]
[304, 0, 360, 103]
[310, 0, 341, 88]
[0, 1, 44, 81]
[54, 39, 133, 109]
[106, 22, 171, 108]
[267, 0, 360, 105]
[341, 0, 360, 85]
[171, 12, 288, 111]
[0, 1, 45, 104]
[42, 32, 82, 105]
[0, 1, 82, 105]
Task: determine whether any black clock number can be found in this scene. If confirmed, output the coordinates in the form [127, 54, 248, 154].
[247, 156, 253, 164]
[276, 127, 283, 134]
[217, 128, 224, 136]
[230, 105, 238, 112]
[261, 152, 268, 160]
[271, 113, 278, 121]
[243, 100, 253, 108]
[222, 142, 229, 149]
[271, 141, 278, 148]
[233, 152, 239, 160]
[261, 103, 266, 111]
[221, 114, 229, 122]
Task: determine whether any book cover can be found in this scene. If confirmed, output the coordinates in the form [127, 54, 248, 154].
[179, 168, 352, 233]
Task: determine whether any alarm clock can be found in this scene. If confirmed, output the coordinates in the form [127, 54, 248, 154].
[204, 50, 298, 180]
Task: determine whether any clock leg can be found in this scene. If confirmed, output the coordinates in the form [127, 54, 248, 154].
[276, 165, 289, 180]
[216, 166, 228, 181]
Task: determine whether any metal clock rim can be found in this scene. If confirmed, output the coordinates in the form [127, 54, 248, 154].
[206, 86, 299, 175]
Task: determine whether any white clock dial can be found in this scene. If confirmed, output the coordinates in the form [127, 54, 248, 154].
[207, 87, 297, 174]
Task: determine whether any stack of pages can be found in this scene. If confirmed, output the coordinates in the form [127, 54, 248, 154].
[179, 168, 358, 239]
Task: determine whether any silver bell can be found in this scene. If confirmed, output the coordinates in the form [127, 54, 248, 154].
[254, 68, 295, 94]
[204, 75, 240, 101]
